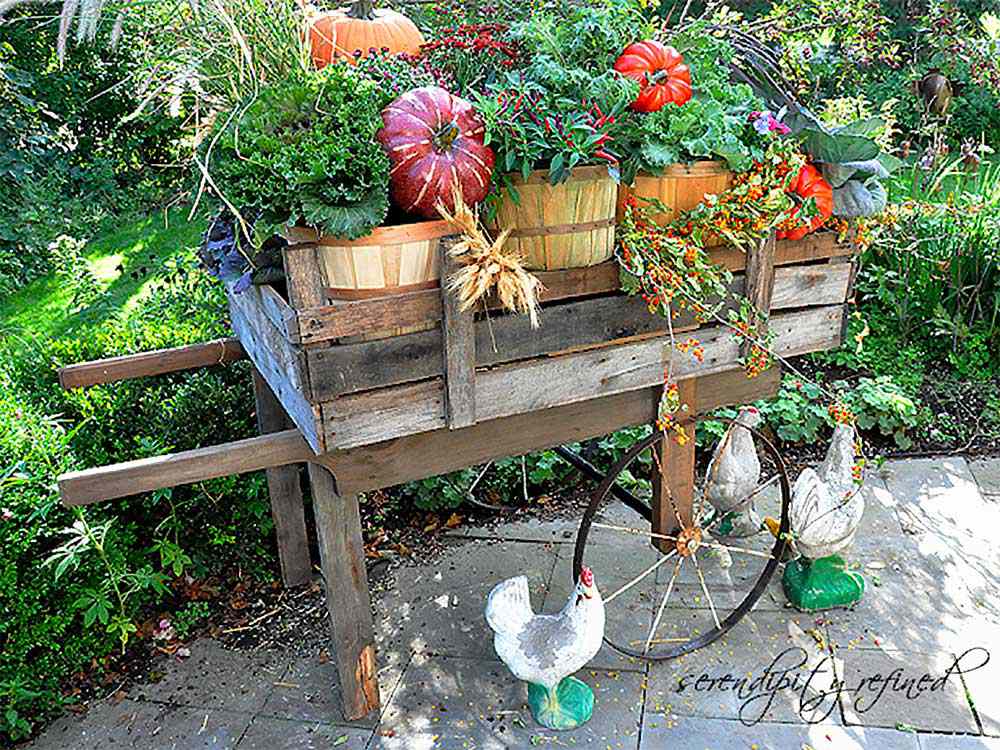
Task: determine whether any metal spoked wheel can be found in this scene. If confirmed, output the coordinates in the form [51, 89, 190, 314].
[572, 419, 792, 661]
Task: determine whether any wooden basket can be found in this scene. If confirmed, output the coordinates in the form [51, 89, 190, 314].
[285, 220, 452, 299]
[495, 165, 617, 271]
[285, 219, 453, 340]
[617, 161, 733, 246]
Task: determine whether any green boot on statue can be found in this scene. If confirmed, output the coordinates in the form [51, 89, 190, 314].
[783, 554, 865, 611]
[527, 676, 595, 730]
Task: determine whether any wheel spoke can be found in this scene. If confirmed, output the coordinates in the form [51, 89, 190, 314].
[644, 557, 683, 654]
[591, 522, 678, 542]
[604, 549, 677, 604]
[691, 552, 722, 630]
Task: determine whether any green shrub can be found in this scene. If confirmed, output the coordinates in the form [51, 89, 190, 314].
[0, 253, 275, 744]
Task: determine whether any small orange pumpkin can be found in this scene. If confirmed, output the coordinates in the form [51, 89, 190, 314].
[309, 0, 424, 68]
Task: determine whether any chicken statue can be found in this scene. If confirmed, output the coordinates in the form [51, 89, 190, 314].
[704, 406, 764, 537]
[485, 566, 604, 730]
[773, 422, 866, 611]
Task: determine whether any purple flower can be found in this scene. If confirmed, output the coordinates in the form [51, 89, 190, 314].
[750, 110, 790, 136]
[233, 271, 253, 294]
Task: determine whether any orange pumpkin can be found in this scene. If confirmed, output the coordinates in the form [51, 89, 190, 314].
[777, 164, 833, 241]
[308, 0, 424, 68]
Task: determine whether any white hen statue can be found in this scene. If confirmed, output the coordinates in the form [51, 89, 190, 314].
[485, 566, 604, 729]
[781, 422, 866, 611]
[704, 406, 763, 537]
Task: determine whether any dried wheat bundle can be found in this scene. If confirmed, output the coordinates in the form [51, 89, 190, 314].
[436, 187, 543, 329]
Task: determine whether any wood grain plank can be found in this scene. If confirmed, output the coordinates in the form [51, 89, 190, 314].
[229, 289, 323, 453]
[439, 248, 476, 428]
[59, 429, 312, 506]
[742, 233, 777, 360]
[283, 243, 327, 310]
[305, 264, 850, 400]
[320, 305, 843, 450]
[58, 339, 246, 390]
[320, 365, 780, 494]
[308, 464, 380, 721]
[293, 233, 850, 343]
[651, 378, 697, 551]
[253, 369, 312, 588]
[57, 367, 781, 506]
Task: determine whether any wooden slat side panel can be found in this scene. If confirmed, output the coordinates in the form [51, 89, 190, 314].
[320, 305, 842, 450]
[321, 365, 781, 494]
[770, 264, 851, 310]
[58, 338, 246, 390]
[283, 243, 327, 310]
[59, 430, 311, 506]
[256, 284, 300, 343]
[306, 264, 851, 399]
[294, 233, 850, 343]
[228, 290, 324, 453]
[440, 249, 476, 428]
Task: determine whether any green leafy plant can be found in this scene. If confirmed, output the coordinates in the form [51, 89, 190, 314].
[171, 601, 213, 640]
[622, 28, 766, 177]
[211, 65, 390, 240]
[475, 0, 647, 188]
[44, 512, 171, 650]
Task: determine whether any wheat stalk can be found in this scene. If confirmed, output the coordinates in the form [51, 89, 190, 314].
[436, 186, 543, 329]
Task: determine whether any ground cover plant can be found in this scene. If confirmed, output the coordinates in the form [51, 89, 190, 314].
[0, 0, 998, 743]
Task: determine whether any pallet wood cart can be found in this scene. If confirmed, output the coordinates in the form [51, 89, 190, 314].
[57, 230, 855, 721]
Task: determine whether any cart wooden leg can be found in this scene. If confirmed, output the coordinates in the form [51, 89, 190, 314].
[651, 378, 698, 553]
[307, 463, 380, 721]
[252, 368, 312, 588]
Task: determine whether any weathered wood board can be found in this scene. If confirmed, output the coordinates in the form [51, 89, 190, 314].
[303, 262, 851, 400]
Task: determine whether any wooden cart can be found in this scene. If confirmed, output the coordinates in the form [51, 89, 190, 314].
[57, 230, 855, 721]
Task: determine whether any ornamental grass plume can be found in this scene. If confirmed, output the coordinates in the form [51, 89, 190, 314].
[436, 186, 543, 328]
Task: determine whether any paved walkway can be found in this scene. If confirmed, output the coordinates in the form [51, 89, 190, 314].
[29, 457, 1000, 749]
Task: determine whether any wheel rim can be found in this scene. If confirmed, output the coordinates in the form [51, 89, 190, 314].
[572, 418, 792, 661]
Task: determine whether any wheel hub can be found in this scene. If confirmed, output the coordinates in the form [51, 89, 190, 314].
[675, 526, 702, 557]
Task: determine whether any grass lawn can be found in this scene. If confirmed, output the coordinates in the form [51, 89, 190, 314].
[0, 208, 203, 340]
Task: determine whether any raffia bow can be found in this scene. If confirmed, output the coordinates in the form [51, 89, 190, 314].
[435, 186, 543, 329]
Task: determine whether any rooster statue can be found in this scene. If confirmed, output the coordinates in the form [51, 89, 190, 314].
[485, 566, 605, 730]
[768, 422, 866, 611]
[704, 407, 764, 537]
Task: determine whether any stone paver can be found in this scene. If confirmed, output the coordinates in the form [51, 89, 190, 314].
[838, 648, 979, 734]
[237, 717, 372, 749]
[969, 458, 1000, 497]
[29, 699, 254, 749]
[26, 454, 1000, 750]
[644, 609, 843, 726]
[132, 640, 285, 713]
[259, 654, 403, 728]
[919, 734, 1000, 748]
[374, 538, 559, 662]
[373, 653, 644, 749]
[640, 716, 921, 750]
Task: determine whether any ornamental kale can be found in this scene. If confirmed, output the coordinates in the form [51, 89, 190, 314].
[211, 65, 390, 241]
[622, 30, 767, 178]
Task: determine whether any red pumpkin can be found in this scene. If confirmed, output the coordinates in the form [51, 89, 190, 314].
[777, 164, 834, 241]
[613, 40, 692, 113]
[378, 86, 495, 218]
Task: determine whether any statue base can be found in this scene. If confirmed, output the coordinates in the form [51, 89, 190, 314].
[782, 554, 865, 611]
[527, 676, 594, 730]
